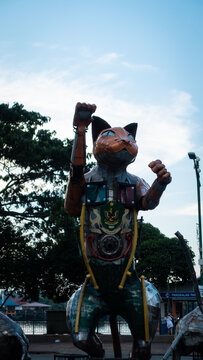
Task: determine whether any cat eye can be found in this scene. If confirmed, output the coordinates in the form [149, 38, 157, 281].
[128, 134, 134, 140]
[101, 130, 115, 137]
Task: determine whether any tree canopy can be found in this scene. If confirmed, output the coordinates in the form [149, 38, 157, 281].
[136, 222, 195, 288]
[0, 103, 85, 301]
[0, 217, 42, 300]
[0, 102, 71, 222]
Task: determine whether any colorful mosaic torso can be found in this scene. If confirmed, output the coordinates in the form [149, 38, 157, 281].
[81, 166, 150, 292]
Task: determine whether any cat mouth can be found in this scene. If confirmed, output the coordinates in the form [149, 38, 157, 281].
[95, 150, 135, 168]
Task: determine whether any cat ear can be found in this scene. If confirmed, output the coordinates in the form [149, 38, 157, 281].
[92, 116, 111, 142]
[124, 123, 138, 139]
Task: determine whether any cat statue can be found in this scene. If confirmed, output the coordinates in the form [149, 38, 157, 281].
[64, 103, 172, 359]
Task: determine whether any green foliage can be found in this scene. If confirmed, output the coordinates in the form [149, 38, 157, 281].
[0, 103, 85, 300]
[0, 217, 42, 299]
[136, 223, 195, 288]
[37, 198, 85, 302]
[0, 103, 72, 222]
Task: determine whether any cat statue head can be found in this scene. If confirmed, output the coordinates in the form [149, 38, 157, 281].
[91, 116, 138, 168]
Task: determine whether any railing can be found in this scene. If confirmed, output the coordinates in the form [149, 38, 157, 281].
[97, 320, 130, 335]
[16, 320, 131, 335]
[17, 321, 47, 335]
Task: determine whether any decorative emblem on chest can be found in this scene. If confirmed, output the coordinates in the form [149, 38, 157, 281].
[101, 201, 124, 231]
[89, 202, 132, 235]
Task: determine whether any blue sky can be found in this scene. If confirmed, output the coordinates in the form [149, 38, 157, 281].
[0, 0, 203, 274]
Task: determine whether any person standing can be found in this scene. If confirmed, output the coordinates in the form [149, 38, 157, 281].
[166, 313, 174, 335]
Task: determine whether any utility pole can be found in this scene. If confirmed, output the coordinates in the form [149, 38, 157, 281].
[188, 152, 203, 284]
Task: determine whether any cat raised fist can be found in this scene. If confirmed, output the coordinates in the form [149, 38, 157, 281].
[148, 159, 172, 185]
[73, 102, 97, 128]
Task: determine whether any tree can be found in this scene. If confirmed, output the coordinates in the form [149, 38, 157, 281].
[0, 103, 86, 300]
[0, 217, 42, 299]
[37, 197, 85, 302]
[136, 222, 195, 288]
[0, 102, 71, 222]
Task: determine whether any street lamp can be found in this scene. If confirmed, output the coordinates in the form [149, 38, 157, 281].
[188, 152, 203, 283]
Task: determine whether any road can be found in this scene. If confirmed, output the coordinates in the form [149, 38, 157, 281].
[31, 355, 193, 360]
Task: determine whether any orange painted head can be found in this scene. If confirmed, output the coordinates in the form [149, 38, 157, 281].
[91, 116, 138, 168]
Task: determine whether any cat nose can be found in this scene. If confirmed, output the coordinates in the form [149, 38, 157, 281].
[122, 138, 130, 144]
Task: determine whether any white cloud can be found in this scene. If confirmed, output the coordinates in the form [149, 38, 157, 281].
[100, 73, 117, 81]
[122, 61, 158, 72]
[32, 42, 62, 50]
[171, 202, 202, 216]
[95, 52, 123, 64]
[32, 42, 48, 48]
[135, 93, 196, 167]
[0, 68, 197, 175]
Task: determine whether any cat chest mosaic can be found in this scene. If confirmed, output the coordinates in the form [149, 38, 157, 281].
[79, 179, 139, 293]
[85, 182, 135, 261]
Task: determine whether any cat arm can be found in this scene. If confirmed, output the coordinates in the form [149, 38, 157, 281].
[141, 160, 172, 210]
[64, 102, 96, 216]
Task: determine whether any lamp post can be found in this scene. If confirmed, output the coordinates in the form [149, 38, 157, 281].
[188, 152, 203, 283]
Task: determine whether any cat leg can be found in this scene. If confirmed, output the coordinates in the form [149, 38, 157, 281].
[131, 339, 151, 360]
[72, 331, 105, 358]
[66, 282, 106, 357]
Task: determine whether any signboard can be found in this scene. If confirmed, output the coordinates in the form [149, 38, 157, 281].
[160, 292, 196, 299]
[199, 285, 203, 297]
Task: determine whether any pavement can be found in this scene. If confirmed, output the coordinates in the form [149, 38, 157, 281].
[27, 334, 194, 359]
[31, 356, 193, 360]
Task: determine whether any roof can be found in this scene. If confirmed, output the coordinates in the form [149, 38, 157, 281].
[21, 302, 51, 308]
[0, 298, 19, 307]
[11, 297, 27, 306]
[1, 298, 51, 308]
